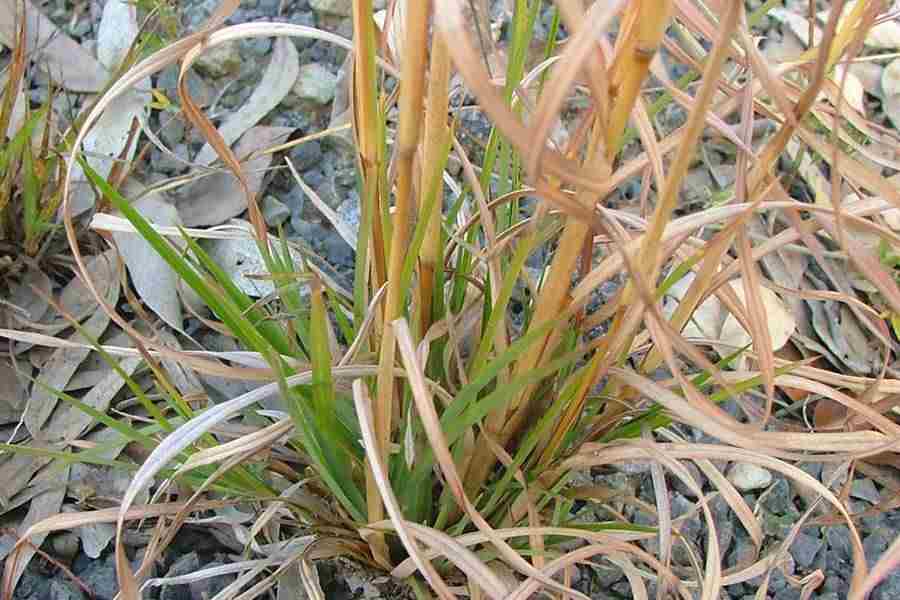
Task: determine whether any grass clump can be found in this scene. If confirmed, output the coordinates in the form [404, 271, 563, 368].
[5, 1, 900, 599]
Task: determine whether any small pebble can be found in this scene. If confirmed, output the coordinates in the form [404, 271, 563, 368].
[727, 462, 773, 491]
[262, 195, 291, 228]
[292, 63, 338, 105]
[850, 478, 881, 504]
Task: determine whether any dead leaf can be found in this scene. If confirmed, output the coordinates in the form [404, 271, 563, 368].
[770, 7, 823, 48]
[177, 126, 294, 227]
[2, 461, 70, 592]
[0, 0, 107, 91]
[663, 272, 796, 359]
[112, 189, 184, 330]
[96, 0, 138, 71]
[201, 235, 280, 298]
[0, 361, 26, 424]
[882, 58, 900, 129]
[833, 65, 865, 113]
[68, 82, 150, 217]
[43, 347, 140, 442]
[719, 283, 796, 355]
[52, 251, 119, 328]
[195, 38, 300, 165]
[5, 266, 52, 326]
[807, 280, 880, 375]
[24, 266, 121, 437]
[62, 505, 116, 559]
[0, 70, 26, 137]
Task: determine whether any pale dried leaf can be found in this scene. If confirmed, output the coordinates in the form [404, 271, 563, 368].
[200, 219, 309, 298]
[69, 83, 150, 217]
[177, 126, 294, 227]
[770, 7, 823, 47]
[62, 505, 117, 559]
[882, 58, 900, 128]
[112, 191, 184, 330]
[23, 306, 114, 436]
[866, 19, 900, 49]
[719, 283, 797, 356]
[0, 0, 108, 91]
[96, 0, 139, 70]
[47, 251, 119, 329]
[834, 65, 866, 113]
[195, 39, 299, 165]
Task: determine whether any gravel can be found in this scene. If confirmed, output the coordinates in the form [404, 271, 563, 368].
[15, 1, 900, 600]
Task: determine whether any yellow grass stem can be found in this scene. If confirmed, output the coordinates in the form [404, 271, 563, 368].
[372, 0, 431, 537]
[418, 32, 451, 336]
[352, 0, 387, 293]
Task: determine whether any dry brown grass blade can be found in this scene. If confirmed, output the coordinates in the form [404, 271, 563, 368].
[735, 224, 776, 421]
[526, 0, 625, 178]
[433, 0, 607, 195]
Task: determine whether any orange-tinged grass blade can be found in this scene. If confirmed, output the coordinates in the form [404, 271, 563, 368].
[372, 0, 430, 552]
[605, 0, 673, 157]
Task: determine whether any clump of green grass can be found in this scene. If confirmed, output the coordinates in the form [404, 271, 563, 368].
[5, 1, 900, 599]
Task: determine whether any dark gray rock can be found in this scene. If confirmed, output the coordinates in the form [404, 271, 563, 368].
[161, 552, 201, 600]
[850, 478, 881, 504]
[825, 525, 853, 562]
[289, 140, 323, 172]
[873, 569, 900, 600]
[789, 531, 823, 569]
[189, 559, 235, 600]
[863, 530, 890, 568]
[48, 580, 85, 600]
[763, 478, 794, 515]
[73, 553, 118, 600]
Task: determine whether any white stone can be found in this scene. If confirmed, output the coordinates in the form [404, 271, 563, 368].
[727, 463, 773, 491]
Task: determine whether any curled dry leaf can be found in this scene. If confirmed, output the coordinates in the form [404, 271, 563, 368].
[882, 58, 900, 129]
[0, 0, 108, 91]
[833, 65, 865, 114]
[177, 126, 294, 227]
[194, 38, 300, 166]
[663, 272, 797, 359]
[112, 186, 184, 330]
